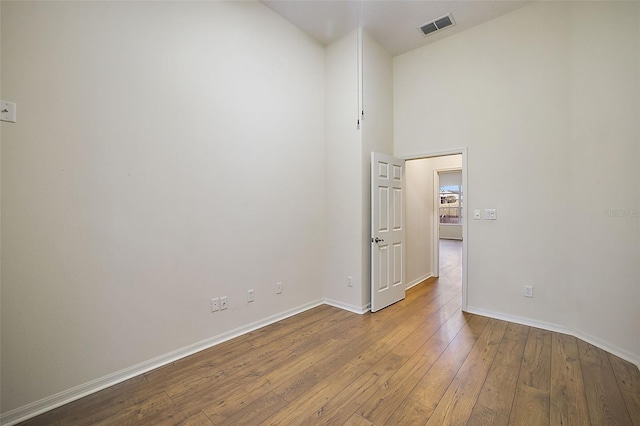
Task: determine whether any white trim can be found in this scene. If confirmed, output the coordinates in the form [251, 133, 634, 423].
[433, 166, 462, 278]
[324, 298, 370, 315]
[406, 273, 432, 290]
[0, 299, 324, 426]
[461, 149, 468, 311]
[572, 328, 640, 369]
[466, 306, 640, 368]
[400, 147, 468, 312]
[465, 305, 569, 334]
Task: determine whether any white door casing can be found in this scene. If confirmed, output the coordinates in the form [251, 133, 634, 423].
[371, 152, 406, 312]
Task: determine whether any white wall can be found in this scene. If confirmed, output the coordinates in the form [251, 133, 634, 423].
[360, 31, 394, 307]
[405, 155, 461, 287]
[1, 1, 326, 414]
[395, 1, 640, 363]
[324, 30, 363, 312]
[439, 225, 462, 241]
[405, 159, 433, 286]
[567, 2, 640, 360]
[324, 29, 393, 313]
[0, 1, 3, 411]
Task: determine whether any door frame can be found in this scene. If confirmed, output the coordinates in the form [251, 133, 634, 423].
[400, 148, 468, 312]
[433, 166, 463, 278]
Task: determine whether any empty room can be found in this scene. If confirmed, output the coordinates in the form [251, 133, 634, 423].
[1, 1, 639, 425]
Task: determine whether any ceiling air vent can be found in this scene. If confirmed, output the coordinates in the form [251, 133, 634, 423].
[419, 13, 455, 37]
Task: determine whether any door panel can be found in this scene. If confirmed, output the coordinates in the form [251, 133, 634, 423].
[371, 152, 406, 312]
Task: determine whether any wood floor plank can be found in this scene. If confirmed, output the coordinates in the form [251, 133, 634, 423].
[60, 381, 168, 426]
[173, 411, 214, 426]
[215, 392, 288, 426]
[145, 306, 353, 401]
[344, 413, 376, 426]
[608, 353, 640, 425]
[91, 391, 175, 425]
[17, 417, 60, 426]
[202, 336, 354, 423]
[19, 376, 148, 426]
[579, 341, 634, 425]
[508, 327, 552, 426]
[124, 404, 208, 426]
[204, 339, 358, 424]
[389, 293, 461, 359]
[272, 333, 374, 403]
[167, 307, 358, 408]
[467, 322, 529, 426]
[144, 305, 339, 387]
[425, 318, 508, 426]
[302, 351, 409, 425]
[261, 361, 370, 425]
[359, 308, 466, 425]
[204, 293, 439, 423]
[549, 333, 590, 425]
[466, 404, 504, 426]
[508, 384, 551, 426]
[384, 314, 489, 425]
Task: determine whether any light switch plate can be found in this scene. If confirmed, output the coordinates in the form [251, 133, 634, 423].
[484, 209, 497, 220]
[0, 101, 16, 123]
[473, 209, 481, 220]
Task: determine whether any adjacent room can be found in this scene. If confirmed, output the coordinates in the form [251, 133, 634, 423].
[1, 0, 639, 424]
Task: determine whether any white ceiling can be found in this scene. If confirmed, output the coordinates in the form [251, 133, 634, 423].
[261, 0, 532, 56]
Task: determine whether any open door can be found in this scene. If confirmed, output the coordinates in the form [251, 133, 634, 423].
[371, 152, 406, 312]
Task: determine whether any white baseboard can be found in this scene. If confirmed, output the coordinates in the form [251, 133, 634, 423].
[324, 298, 370, 314]
[571, 328, 640, 369]
[465, 306, 640, 368]
[6, 300, 638, 425]
[0, 299, 325, 426]
[406, 274, 433, 290]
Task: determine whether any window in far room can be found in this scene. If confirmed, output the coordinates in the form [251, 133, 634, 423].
[439, 184, 462, 224]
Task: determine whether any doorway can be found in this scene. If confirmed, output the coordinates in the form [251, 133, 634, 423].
[404, 150, 467, 310]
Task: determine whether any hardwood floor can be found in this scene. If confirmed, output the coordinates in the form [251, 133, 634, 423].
[19, 240, 640, 425]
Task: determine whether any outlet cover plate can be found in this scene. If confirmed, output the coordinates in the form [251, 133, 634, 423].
[0, 101, 16, 123]
[211, 298, 220, 312]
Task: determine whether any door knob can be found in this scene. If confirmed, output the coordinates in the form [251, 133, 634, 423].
[374, 237, 384, 243]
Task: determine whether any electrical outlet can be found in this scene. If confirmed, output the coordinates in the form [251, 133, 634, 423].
[220, 296, 228, 310]
[276, 282, 282, 294]
[248, 289, 254, 303]
[0, 101, 16, 123]
[347, 276, 353, 287]
[484, 208, 497, 220]
[211, 297, 220, 312]
[524, 286, 533, 298]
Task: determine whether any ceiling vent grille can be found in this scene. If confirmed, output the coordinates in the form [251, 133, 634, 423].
[419, 13, 455, 37]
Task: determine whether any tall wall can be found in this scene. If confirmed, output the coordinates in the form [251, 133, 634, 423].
[394, 1, 640, 363]
[1, 1, 326, 414]
[325, 30, 393, 312]
[360, 31, 394, 307]
[324, 31, 363, 311]
[568, 2, 640, 358]
[0, 0, 3, 411]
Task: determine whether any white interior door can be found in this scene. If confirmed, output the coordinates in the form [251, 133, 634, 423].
[371, 152, 406, 312]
